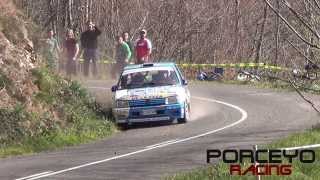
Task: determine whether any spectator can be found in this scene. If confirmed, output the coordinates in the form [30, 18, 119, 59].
[43, 29, 60, 70]
[63, 29, 79, 77]
[134, 29, 152, 64]
[112, 35, 131, 79]
[80, 21, 101, 77]
[122, 32, 134, 62]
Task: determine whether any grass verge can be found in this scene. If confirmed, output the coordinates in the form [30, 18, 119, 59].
[0, 124, 115, 158]
[164, 127, 320, 180]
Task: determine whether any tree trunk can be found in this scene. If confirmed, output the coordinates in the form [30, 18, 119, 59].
[255, 4, 268, 64]
[67, 0, 73, 28]
[233, 0, 241, 62]
[274, 0, 280, 65]
[85, 0, 89, 22]
[89, 0, 92, 21]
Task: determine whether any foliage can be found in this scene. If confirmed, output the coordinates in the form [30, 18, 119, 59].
[0, 67, 115, 157]
[32, 67, 115, 136]
[14, 0, 320, 69]
[0, 15, 24, 45]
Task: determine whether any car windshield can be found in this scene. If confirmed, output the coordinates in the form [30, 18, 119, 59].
[118, 69, 180, 90]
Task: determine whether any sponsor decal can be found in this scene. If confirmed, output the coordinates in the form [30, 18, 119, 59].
[206, 149, 316, 176]
[117, 87, 179, 100]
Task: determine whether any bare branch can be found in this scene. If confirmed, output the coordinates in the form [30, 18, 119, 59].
[285, 39, 318, 66]
[264, 75, 320, 114]
[263, 0, 320, 49]
[282, 0, 320, 40]
[130, 11, 149, 41]
[289, 79, 320, 114]
[312, 0, 320, 11]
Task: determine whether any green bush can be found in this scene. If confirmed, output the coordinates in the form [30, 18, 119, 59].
[0, 104, 58, 145]
[0, 67, 115, 157]
[0, 105, 29, 144]
[31, 67, 113, 132]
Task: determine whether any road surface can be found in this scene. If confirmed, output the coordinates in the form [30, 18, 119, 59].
[1, 81, 319, 180]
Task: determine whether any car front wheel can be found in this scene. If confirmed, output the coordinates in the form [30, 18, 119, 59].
[118, 123, 129, 130]
[178, 103, 190, 124]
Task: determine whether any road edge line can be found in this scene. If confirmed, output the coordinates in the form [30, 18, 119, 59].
[24, 95, 248, 180]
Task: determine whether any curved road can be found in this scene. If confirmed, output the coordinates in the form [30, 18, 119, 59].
[1, 82, 319, 180]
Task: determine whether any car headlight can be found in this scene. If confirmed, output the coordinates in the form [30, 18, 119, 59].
[166, 96, 179, 104]
[113, 108, 129, 119]
[116, 100, 129, 108]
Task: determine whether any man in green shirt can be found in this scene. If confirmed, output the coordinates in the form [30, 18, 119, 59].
[112, 35, 131, 79]
[43, 30, 60, 70]
[122, 32, 134, 61]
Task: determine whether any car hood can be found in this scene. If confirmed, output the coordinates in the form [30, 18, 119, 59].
[115, 85, 185, 100]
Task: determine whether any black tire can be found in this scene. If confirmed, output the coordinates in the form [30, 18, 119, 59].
[178, 103, 190, 124]
[118, 123, 129, 130]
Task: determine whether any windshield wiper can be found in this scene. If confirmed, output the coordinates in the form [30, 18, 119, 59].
[149, 82, 176, 86]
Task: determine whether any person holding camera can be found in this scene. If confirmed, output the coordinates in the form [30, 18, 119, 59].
[80, 21, 101, 77]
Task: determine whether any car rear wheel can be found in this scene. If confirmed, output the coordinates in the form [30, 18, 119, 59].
[178, 103, 190, 124]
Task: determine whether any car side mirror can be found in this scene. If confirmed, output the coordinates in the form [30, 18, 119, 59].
[111, 85, 118, 92]
[182, 79, 188, 85]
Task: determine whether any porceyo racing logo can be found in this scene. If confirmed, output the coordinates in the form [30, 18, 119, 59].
[206, 148, 316, 176]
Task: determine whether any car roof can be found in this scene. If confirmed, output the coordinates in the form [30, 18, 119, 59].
[123, 63, 176, 71]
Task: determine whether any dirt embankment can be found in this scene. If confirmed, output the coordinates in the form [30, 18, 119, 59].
[0, 1, 62, 142]
[0, 0, 37, 109]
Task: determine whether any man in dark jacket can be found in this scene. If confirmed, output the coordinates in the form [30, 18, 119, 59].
[80, 21, 101, 77]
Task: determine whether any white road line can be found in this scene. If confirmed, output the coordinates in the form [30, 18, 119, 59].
[247, 92, 273, 96]
[15, 171, 53, 180]
[146, 139, 180, 149]
[23, 94, 248, 180]
[280, 144, 320, 151]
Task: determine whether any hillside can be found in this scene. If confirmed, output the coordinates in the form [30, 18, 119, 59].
[0, 0, 114, 156]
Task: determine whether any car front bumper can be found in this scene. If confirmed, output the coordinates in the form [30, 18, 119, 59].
[113, 103, 185, 124]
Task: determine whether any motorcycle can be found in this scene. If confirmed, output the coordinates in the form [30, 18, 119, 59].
[197, 67, 224, 81]
[236, 70, 261, 82]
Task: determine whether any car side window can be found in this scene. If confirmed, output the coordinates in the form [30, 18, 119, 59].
[174, 65, 185, 84]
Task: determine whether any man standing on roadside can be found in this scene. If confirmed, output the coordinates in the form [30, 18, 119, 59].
[43, 29, 60, 71]
[122, 32, 134, 62]
[112, 35, 131, 79]
[134, 29, 152, 64]
[63, 29, 79, 77]
[80, 21, 101, 77]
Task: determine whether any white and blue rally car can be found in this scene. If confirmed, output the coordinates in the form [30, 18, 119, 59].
[111, 63, 191, 128]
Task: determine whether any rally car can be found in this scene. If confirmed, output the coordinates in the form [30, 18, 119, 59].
[111, 63, 190, 128]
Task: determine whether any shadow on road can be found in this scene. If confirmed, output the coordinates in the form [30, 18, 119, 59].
[119, 120, 182, 131]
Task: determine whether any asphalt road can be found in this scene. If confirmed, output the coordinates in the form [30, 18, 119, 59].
[1, 81, 319, 180]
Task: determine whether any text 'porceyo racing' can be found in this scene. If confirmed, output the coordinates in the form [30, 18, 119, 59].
[206, 149, 316, 176]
